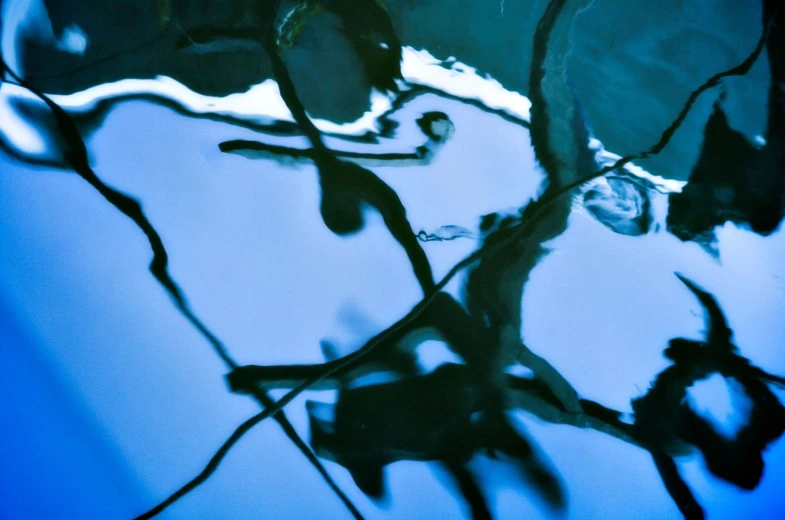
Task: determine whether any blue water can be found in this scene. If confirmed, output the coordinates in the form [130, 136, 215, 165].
[1, 1, 784, 519]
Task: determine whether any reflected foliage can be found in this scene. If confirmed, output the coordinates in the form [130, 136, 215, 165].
[2, 0, 784, 519]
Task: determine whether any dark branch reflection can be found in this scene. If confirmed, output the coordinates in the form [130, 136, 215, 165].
[2, 0, 784, 519]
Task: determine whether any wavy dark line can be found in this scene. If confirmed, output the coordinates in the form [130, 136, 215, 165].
[133, 409, 271, 520]
[219, 137, 424, 164]
[1, 58, 236, 367]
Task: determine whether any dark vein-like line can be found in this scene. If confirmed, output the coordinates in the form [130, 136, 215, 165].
[0, 59, 362, 520]
[529, 0, 698, 510]
[644, 18, 773, 159]
[145, 12, 779, 501]
[219, 138, 425, 163]
[133, 407, 271, 519]
[2, 59, 235, 367]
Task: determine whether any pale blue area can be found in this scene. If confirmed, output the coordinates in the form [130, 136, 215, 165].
[0, 296, 147, 519]
[1, 93, 784, 520]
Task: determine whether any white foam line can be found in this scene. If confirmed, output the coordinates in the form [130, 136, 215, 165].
[0, 88, 47, 155]
[400, 47, 532, 122]
[589, 138, 686, 193]
[401, 47, 683, 193]
[0, 40, 684, 192]
[0, 76, 391, 130]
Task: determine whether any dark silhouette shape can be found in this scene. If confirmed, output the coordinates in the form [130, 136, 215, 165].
[632, 274, 785, 518]
[314, 153, 435, 292]
[463, 0, 596, 421]
[416, 110, 455, 143]
[667, 98, 784, 242]
[318, 338, 494, 518]
[668, 1, 785, 244]
[442, 459, 493, 520]
[230, 352, 653, 519]
[308, 0, 403, 92]
[228, 289, 576, 517]
[276, 0, 402, 92]
[306, 363, 565, 517]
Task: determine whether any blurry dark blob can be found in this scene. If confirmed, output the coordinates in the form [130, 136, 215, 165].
[307, 365, 481, 474]
[306, 363, 565, 516]
[416, 111, 454, 143]
[633, 274, 785, 493]
[583, 177, 652, 236]
[313, 152, 436, 293]
[667, 2, 785, 243]
[479, 213, 498, 233]
[667, 99, 784, 243]
[229, 290, 570, 517]
[317, 162, 366, 234]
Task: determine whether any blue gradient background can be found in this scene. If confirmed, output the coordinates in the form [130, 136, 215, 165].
[2, 94, 785, 519]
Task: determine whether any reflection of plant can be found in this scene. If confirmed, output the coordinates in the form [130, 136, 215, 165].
[307, 362, 566, 517]
[2, 1, 783, 519]
[237, 276, 785, 520]
[632, 276, 785, 518]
